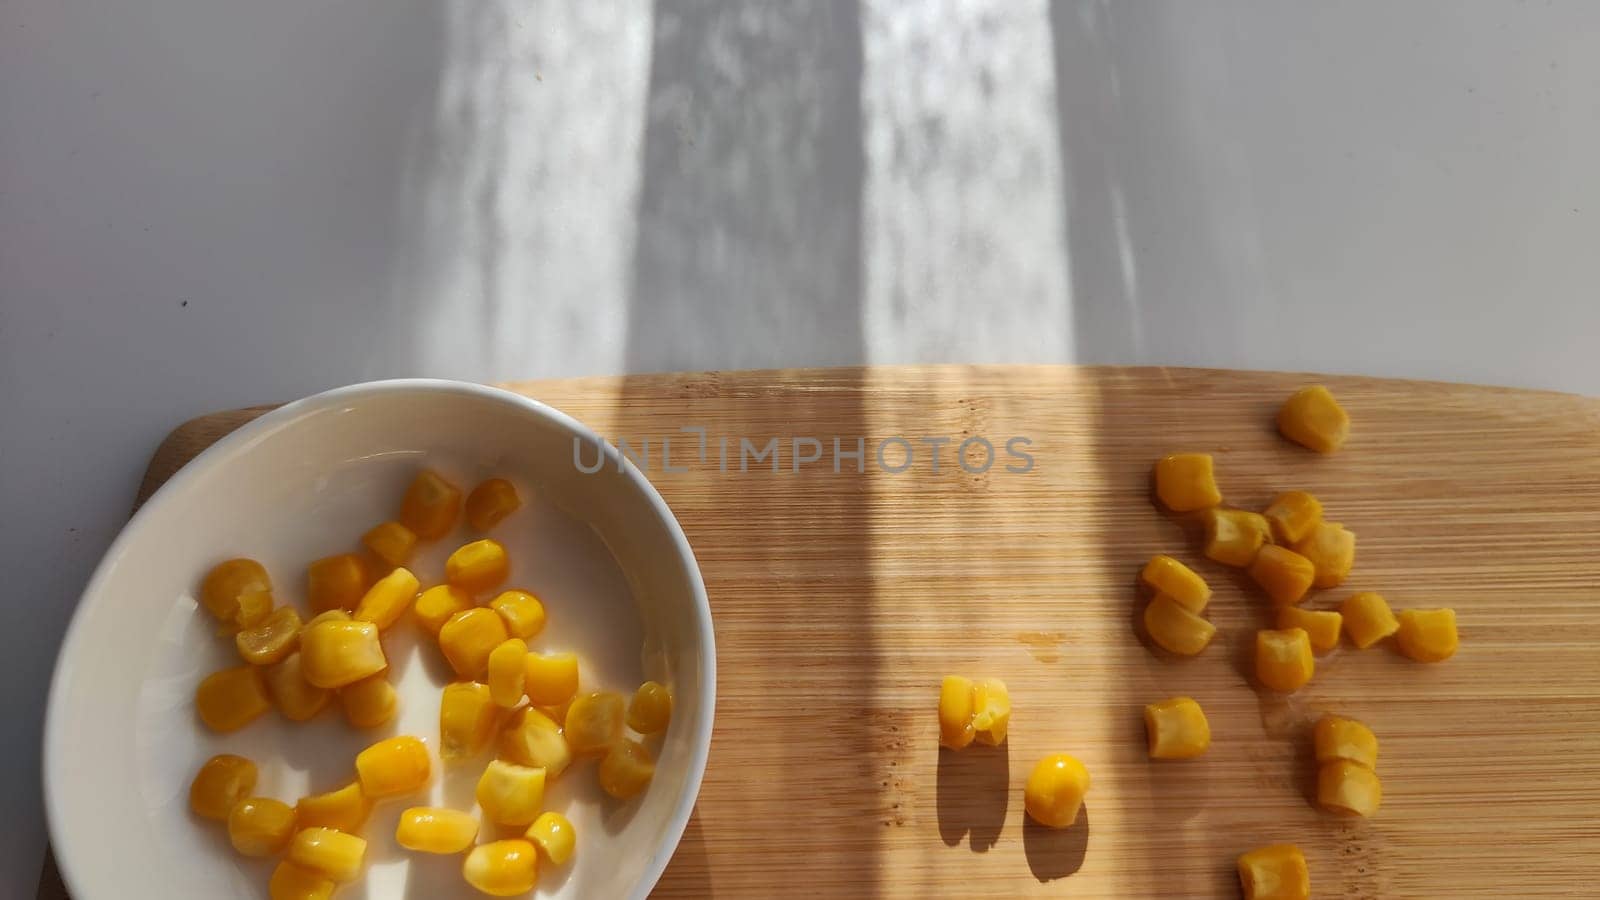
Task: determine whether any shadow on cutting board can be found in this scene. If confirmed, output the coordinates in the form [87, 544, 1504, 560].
[1022, 807, 1090, 882]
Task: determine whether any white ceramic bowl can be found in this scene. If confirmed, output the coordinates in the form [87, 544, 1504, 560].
[44, 380, 714, 899]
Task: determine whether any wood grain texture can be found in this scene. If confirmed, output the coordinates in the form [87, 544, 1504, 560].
[41, 366, 1600, 898]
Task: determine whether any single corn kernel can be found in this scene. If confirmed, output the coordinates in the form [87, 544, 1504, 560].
[1317, 759, 1382, 817]
[1153, 453, 1222, 512]
[265, 652, 332, 722]
[353, 566, 420, 631]
[487, 639, 529, 708]
[971, 677, 1010, 746]
[200, 558, 272, 624]
[440, 681, 499, 761]
[627, 681, 673, 735]
[287, 827, 367, 882]
[1255, 628, 1315, 692]
[1278, 384, 1349, 453]
[268, 862, 335, 900]
[399, 469, 462, 540]
[565, 691, 625, 755]
[414, 584, 474, 637]
[196, 665, 271, 733]
[355, 735, 432, 797]
[189, 754, 257, 821]
[396, 806, 479, 854]
[1204, 508, 1273, 568]
[1139, 555, 1211, 613]
[466, 478, 522, 531]
[445, 539, 511, 595]
[489, 590, 547, 640]
[1396, 608, 1459, 662]
[1277, 606, 1342, 653]
[1294, 521, 1355, 589]
[1313, 715, 1378, 770]
[306, 553, 373, 613]
[1263, 491, 1324, 545]
[1143, 595, 1217, 656]
[477, 759, 547, 825]
[463, 840, 539, 897]
[499, 706, 572, 777]
[1023, 753, 1090, 829]
[1341, 592, 1399, 649]
[525, 811, 575, 865]
[1237, 844, 1310, 900]
[440, 608, 509, 679]
[296, 781, 371, 834]
[1250, 545, 1317, 606]
[300, 619, 388, 688]
[599, 738, 655, 800]
[340, 673, 398, 729]
[228, 797, 297, 857]
[236, 605, 302, 666]
[361, 521, 418, 568]
[1144, 696, 1211, 760]
[937, 675, 975, 750]
[233, 590, 274, 632]
[524, 652, 580, 707]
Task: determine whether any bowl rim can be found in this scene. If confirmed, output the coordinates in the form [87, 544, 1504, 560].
[43, 377, 716, 900]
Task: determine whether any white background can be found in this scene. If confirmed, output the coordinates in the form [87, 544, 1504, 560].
[4, 1, 1599, 893]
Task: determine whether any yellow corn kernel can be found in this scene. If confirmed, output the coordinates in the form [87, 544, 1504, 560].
[1294, 521, 1355, 589]
[1023, 753, 1089, 829]
[353, 566, 420, 631]
[524, 652, 580, 707]
[627, 681, 673, 735]
[1204, 508, 1272, 567]
[1139, 555, 1211, 613]
[200, 558, 272, 624]
[466, 478, 522, 531]
[488, 639, 529, 708]
[355, 735, 432, 797]
[477, 759, 547, 825]
[1250, 545, 1316, 606]
[306, 553, 372, 613]
[463, 839, 539, 897]
[525, 811, 575, 865]
[1313, 715, 1378, 769]
[1317, 759, 1382, 817]
[414, 584, 474, 637]
[233, 590, 274, 632]
[339, 673, 398, 729]
[196, 665, 271, 733]
[499, 706, 572, 777]
[300, 619, 387, 688]
[970, 678, 1010, 746]
[1153, 453, 1222, 512]
[565, 691, 624, 755]
[440, 608, 508, 679]
[445, 539, 511, 595]
[1143, 595, 1217, 656]
[489, 590, 547, 640]
[599, 738, 655, 800]
[287, 827, 367, 882]
[1276, 606, 1342, 654]
[265, 652, 332, 722]
[228, 797, 297, 857]
[1237, 844, 1310, 900]
[361, 520, 418, 568]
[440, 681, 499, 761]
[268, 862, 335, 900]
[1263, 491, 1323, 545]
[399, 469, 462, 540]
[189, 754, 257, 821]
[396, 806, 479, 854]
[1341, 592, 1399, 649]
[1143, 696, 1210, 760]
[296, 781, 371, 834]
[1396, 608, 1459, 662]
[937, 675, 975, 750]
[236, 605, 302, 666]
[1278, 384, 1349, 453]
[1255, 628, 1315, 692]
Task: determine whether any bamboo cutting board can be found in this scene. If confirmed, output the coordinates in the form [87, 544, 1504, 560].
[40, 366, 1600, 898]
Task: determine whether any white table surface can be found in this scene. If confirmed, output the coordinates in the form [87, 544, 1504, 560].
[4, 0, 1598, 893]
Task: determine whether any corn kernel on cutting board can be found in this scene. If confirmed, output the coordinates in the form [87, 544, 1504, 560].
[40, 366, 1600, 898]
